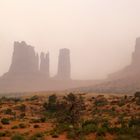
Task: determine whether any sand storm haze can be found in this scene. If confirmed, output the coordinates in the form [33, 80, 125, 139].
[0, 0, 140, 80]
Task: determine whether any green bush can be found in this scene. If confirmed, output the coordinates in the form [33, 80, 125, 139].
[94, 97, 108, 107]
[43, 94, 57, 113]
[40, 117, 46, 123]
[30, 118, 40, 123]
[18, 104, 26, 112]
[11, 125, 18, 129]
[82, 123, 96, 134]
[0, 125, 3, 129]
[19, 123, 26, 128]
[4, 108, 13, 115]
[11, 134, 25, 140]
[118, 99, 125, 107]
[19, 113, 26, 119]
[34, 124, 40, 128]
[30, 133, 44, 140]
[67, 130, 76, 139]
[1, 118, 10, 125]
[134, 92, 140, 98]
[0, 132, 6, 137]
[51, 132, 59, 138]
[96, 136, 105, 140]
[30, 95, 39, 101]
[96, 128, 107, 136]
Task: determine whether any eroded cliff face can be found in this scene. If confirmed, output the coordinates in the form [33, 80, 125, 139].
[79, 37, 140, 94]
[109, 37, 140, 80]
[131, 37, 140, 67]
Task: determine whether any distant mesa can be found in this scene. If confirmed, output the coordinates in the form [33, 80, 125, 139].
[109, 37, 140, 80]
[77, 37, 140, 93]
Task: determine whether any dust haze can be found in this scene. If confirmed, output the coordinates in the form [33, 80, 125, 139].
[0, 0, 140, 80]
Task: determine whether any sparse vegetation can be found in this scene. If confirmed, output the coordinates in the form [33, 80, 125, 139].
[1, 118, 10, 125]
[11, 134, 25, 140]
[0, 92, 139, 140]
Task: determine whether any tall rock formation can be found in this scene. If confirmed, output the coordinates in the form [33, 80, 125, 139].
[40, 52, 50, 77]
[131, 37, 140, 68]
[0, 41, 77, 93]
[56, 48, 71, 80]
[9, 41, 39, 75]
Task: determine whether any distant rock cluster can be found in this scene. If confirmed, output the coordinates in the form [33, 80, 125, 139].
[4, 41, 71, 80]
[0, 41, 77, 93]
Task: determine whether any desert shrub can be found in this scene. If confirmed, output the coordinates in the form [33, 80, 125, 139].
[118, 116, 127, 128]
[48, 93, 86, 139]
[67, 130, 76, 139]
[55, 123, 71, 134]
[108, 127, 130, 135]
[43, 94, 57, 113]
[115, 135, 138, 140]
[11, 134, 25, 140]
[82, 123, 96, 134]
[19, 123, 26, 128]
[57, 93, 85, 125]
[4, 108, 13, 115]
[118, 99, 126, 107]
[132, 126, 140, 139]
[30, 95, 39, 101]
[81, 120, 97, 135]
[30, 133, 44, 140]
[136, 98, 140, 105]
[96, 136, 105, 140]
[1, 118, 10, 125]
[11, 97, 22, 103]
[0, 125, 3, 129]
[30, 118, 40, 123]
[34, 124, 40, 128]
[11, 125, 18, 129]
[134, 92, 140, 98]
[18, 104, 26, 112]
[40, 117, 46, 123]
[96, 127, 107, 136]
[82, 120, 98, 126]
[50, 130, 59, 138]
[94, 97, 108, 107]
[129, 117, 140, 128]
[19, 113, 26, 119]
[101, 120, 110, 130]
[0, 96, 8, 102]
[0, 132, 6, 137]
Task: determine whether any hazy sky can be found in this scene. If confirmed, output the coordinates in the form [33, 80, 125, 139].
[0, 0, 140, 80]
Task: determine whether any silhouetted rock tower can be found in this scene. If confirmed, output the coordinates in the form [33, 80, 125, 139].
[132, 37, 140, 68]
[9, 41, 39, 75]
[57, 48, 71, 80]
